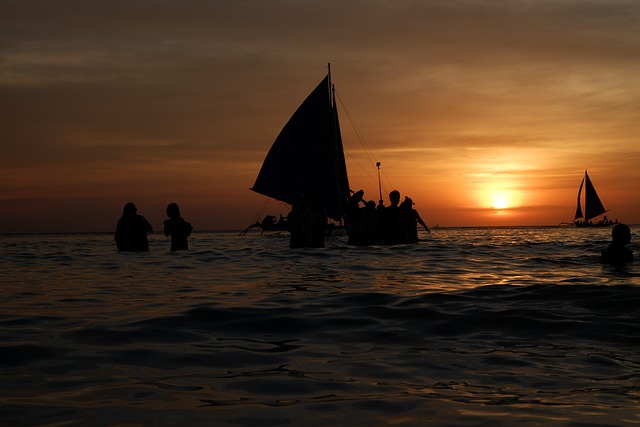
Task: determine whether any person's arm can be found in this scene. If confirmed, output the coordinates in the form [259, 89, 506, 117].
[414, 211, 430, 232]
[144, 217, 153, 233]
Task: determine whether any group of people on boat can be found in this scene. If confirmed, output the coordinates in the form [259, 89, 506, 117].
[115, 202, 193, 252]
[257, 215, 288, 230]
[574, 216, 619, 227]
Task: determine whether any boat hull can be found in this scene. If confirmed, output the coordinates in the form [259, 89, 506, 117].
[574, 221, 614, 228]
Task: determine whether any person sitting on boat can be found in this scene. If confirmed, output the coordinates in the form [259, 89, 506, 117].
[601, 223, 634, 266]
[163, 203, 193, 251]
[287, 195, 316, 248]
[261, 215, 277, 226]
[115, 202, 153, 252]
[399, 197, 430, 243]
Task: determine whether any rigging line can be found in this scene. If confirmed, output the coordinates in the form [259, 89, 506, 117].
[345, 149, 383, 193]
[254, 199, 290, 222]
[344, 150, 379, 188]
[380, 168, 394, 190]
[254, 199, 271, 223]
[252, 199, 269, 223]
[335, 90, 379, 167]
[334, 89, 397, 198]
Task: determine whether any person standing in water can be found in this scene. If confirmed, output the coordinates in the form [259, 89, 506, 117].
[346, 189, 368, 246]
[287, 195, 315, 248]
[115, 203, 153, 252]
[399, 196, 430, 243]
[381, 190, 402, 245]
[163, 203, 193, 251]
[601, 223, 633, 266]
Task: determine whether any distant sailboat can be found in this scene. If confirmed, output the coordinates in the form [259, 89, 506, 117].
[573, 170, 610, 227]
[243, 65, 350, 234]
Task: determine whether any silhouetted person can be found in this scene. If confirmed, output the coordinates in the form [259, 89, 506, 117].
[115, 203, 152, 252]
[163, 203, 193, 251]
[399, 197, 430, 243]
[346, 189, 368, 245]
[601, 223, 633, 266]
[363, 200, 381, 244]
[287, 195, 315, 248]
[308, 197, 327, 248]
[381, 190, 402, 245]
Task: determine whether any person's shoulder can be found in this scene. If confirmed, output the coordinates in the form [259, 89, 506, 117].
[601, 246, 634, 264]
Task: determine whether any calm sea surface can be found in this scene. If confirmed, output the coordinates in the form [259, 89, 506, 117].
[1, 226, 639, 426]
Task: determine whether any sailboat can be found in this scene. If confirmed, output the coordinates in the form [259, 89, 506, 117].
[573, 169, 611, 227]
[243, 64, 350, 233]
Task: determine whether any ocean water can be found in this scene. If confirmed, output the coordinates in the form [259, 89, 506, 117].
[1, 226, 639, 427]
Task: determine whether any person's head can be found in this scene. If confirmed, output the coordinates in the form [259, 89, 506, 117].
[401, 196, 414, 208]
[612, 223, 631, 245]
[389, 190, 400, 205]
[123, 202, 137, 216]
[166, 203, 181, 219]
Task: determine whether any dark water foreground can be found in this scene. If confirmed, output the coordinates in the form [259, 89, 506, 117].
[1, 227, 639, 426]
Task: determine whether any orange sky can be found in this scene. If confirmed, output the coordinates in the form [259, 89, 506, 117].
[1, 1, 639, 233]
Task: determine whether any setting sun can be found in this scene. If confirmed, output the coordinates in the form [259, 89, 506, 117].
[491, 192, 510, 210]
[476, 186, 525, 218]
[476, 186, 522, 213]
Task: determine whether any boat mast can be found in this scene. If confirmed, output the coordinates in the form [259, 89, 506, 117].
[377, 162, 382, 203]
[328, 62, 344, 220]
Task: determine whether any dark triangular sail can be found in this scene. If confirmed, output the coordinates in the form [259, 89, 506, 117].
[251, 70, 350, 220]
[583, 170, 606, 221]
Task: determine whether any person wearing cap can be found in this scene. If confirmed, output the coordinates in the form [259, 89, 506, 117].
[399, 196, 430, 244]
